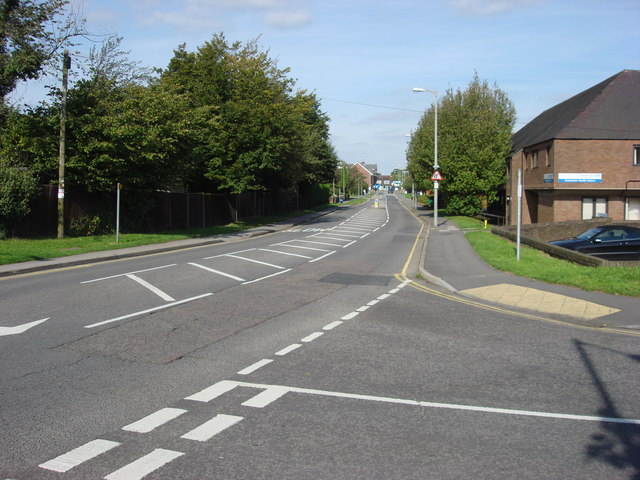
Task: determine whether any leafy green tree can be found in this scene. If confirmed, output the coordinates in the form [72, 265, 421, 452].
[1, 0, 82, 103]
[407, 73, 515, 216]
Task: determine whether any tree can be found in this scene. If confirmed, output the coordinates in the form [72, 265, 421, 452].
[0, 0, 82, 103]
[407, 73, 516, 216]
[0, 159, 38, 237]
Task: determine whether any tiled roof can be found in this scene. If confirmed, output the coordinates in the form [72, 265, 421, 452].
[511, 70, 640, 153]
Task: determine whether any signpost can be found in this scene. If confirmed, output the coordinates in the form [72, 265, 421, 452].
[431, 170, 443, 229]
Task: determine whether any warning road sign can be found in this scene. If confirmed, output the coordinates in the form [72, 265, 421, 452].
[431, 170, 443, 181]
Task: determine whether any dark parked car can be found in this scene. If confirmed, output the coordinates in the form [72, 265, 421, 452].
[549, 225, 640, 261]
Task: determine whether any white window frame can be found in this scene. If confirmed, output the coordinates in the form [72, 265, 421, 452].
[625, 197, 640, 220]
[582, 197, 607, 219]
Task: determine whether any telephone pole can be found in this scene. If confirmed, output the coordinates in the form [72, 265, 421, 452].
[57, 50, 70, 239]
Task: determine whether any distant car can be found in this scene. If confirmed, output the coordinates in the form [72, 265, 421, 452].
[549, 225, 640, 261]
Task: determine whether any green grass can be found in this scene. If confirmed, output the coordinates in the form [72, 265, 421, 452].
[0, 204, 339, 266]
[464, 230, 640, 297]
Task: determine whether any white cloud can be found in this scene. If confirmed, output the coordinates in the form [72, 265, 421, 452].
[448, 0, 545, 15]
[140, 0, 311, 30]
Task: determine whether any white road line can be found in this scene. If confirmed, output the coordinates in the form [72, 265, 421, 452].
[0, 317, 49, 337]
[180, 414, 243, 442]
[242, 386, 289, 408]
[342, 241, 357, 248]
[301, 331, 324, 342]
[360, 233, 370, 238]
[367, 300, 380, 306]
[39, 439, 120, 473]
[295, 239, 345, 247]
[81, 264, 177, 283]
[185, 380, 238, 403]
[105, 448, 184, 480]
[276, 344, 302, 356]
[271, 242, 331, 252]
[242, 269, 291, 285]
[323, 321, 343, 330]
[126, 274, 175, 302]
[341, 312, 359, 320]
[238, 359, 273, 375]
[320, 232, 360, 238]
[335, 227, 370, 233]
[310, 235, 352, 242]
[356, 305, 370, 312]
[225, 254, 285, 270]
[377, 294, 390, 300]
[259, 248, 312, 259]
[204, 248, 255, 259]
[188, 262, 245, 282]
[84, 293, 213, 329]
[230, 381, 640, 426]
[389, 288, 400, 294]
[122, 408, 187, 433]
[309, 251, 336, 263]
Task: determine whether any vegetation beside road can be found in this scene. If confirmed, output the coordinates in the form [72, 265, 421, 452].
[0, 203, 342, 266]
[445, 214, 639, 297]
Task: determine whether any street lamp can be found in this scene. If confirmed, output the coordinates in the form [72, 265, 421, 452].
[412, 87, 439, 229]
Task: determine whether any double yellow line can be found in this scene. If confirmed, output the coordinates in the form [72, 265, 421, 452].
[396, 215, 640, 338]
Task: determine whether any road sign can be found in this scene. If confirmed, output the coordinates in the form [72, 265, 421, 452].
[431, 170, 443, 181]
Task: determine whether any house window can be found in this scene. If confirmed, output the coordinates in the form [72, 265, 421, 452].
[634, 145, 640, 166]
[582, 197, 607, 219]
[545, 146, 551, 166]
[532, 150, 538, 169]
[626, 197, 640, 220]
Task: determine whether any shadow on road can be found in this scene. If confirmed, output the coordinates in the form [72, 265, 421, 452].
[574, 340, 640, 480]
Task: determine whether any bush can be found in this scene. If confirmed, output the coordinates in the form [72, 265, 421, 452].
[445, 194, 483, 217]
[0, 162, 38, 236]
[69, 214, 114, 237]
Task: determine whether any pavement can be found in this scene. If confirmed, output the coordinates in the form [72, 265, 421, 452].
[2, 198, 638, 334]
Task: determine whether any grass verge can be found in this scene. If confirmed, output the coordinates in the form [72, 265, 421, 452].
[0, 204, 340, 266]
[464, 230, 640, 297]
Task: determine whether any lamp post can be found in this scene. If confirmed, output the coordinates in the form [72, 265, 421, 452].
[412, 87, 439, 229]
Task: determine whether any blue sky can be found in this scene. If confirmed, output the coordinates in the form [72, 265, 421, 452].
[11, 0, 640, 175]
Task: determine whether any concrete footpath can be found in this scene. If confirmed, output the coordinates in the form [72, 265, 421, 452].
[407, 203, 639, 334]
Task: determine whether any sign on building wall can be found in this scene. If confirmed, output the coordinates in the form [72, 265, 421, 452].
[558, 173, 602, 183]
[543, 173, 554, 183]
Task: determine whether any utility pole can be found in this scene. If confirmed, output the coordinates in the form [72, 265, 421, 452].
[57, 50, 70, 239]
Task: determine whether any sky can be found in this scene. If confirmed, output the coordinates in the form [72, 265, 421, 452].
[10, 0, 640, 175]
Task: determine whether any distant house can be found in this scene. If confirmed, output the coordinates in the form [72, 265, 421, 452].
[505, 70, 640, 225]
[351, 162, 378, 188]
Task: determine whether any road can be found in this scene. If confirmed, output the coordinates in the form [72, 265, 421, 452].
[1, 192, 639, 479]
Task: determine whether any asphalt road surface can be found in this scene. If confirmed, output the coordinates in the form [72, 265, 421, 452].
[1, 192, 639, 479]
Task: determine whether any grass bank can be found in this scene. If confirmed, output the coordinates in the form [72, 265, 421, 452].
[445, 215, 639, 297]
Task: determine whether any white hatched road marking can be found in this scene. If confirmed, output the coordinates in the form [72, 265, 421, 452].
[294, 239, 345, 247]
[259, 248, 312, 259]
[81, 264, 177, 284]
[180, 414, 244, 442]
[224, 254, 286, 270]
[126, 274, 175, 302]
[122, 408, 187, 433]
[271, 241, 331, 252]
[39, 439, 120, 473]
[188, 262, 245, 282]
[309, 251, 336, 263]
[84, 293, 213, 329]
[105, 448, 184, 480]
[242, 269, 291, 285]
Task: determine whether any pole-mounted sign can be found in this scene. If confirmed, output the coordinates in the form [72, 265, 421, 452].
[431, 170, 443, 181]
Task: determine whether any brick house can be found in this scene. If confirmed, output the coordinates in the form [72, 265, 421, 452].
[506, 70, 640, 225]
[351, 162, 378, 188]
